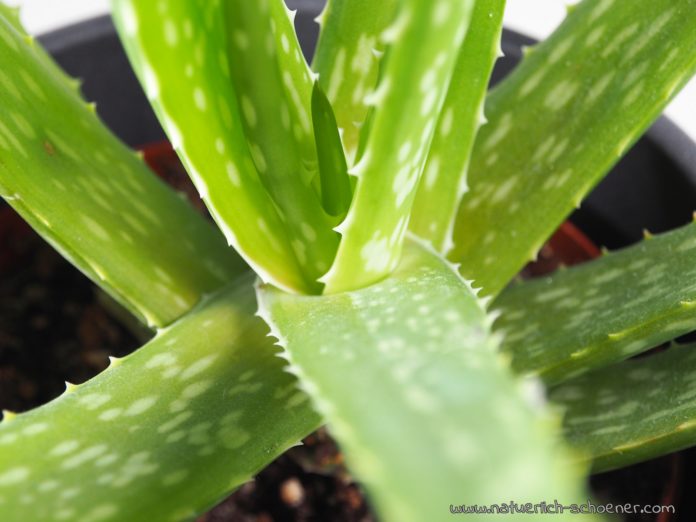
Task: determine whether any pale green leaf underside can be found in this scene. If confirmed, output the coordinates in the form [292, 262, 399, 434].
[259, 240, 594, 522]
[496, 221, 696, 385]
[0, 12, 242, 328]
[451, 0, 696, 297]
[313, 0, 398, 164]
[322, 0, 475, 294]
[112, 0, 311, 293]
[553, 342, 696, 473]
[0, 276, 320, 521]
[410, 0, 505, 253]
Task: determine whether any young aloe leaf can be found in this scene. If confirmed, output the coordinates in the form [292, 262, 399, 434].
[312, 0, 398, 164]
[311, 81, 352, 218]
[112, 0, 312, 293]
[258, 240, 594, 521]
[450, 0, 696, 297]
[553, 342, 696, 473]
[495, 220, 696, 385]
[410, 0, 505, 252]
[0, 276, 321, 521]
[322, 0, 475, 294]
[223, 0, 339, 288]
[0, 12, 243, 328]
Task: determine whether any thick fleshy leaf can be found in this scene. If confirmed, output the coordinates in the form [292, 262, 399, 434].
[312, 0, 398, 164]
[553, 342, 696, 473]
[311, 81, 352, 218]
[322, 0, 475, 294]
[0, 10, 243, 328]
[0, 3, 73, 84]
[451, 0, 696, 296]
[0, 276, 321, 521]
[223, 0, 339, 288]
[410, 0, 505, 252]
[112, 0, 311, 293]
[0, 4, 21, 31]
[266, 0, 319, 168]
[258, 240, 594, 521]
[496, 220, 696, 385]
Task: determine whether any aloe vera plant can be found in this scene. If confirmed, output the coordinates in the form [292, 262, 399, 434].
[0, 0, 695, 519]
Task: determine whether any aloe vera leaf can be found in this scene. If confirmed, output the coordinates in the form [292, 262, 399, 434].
[223, 0, 339, 287]
[0, 4, 20, 31]
[450, 0, 696, 297]
[258, 239, 595, 521]
[0, 275, 321, 521]
[112, 0, 311, 294]
[321, 0, 475, 294]
[312, 0, 398, 164]
[552, 342, 696, 473]
[0, 12, 243, 328]
[312, 82, 352, 217]
[266, 0, 318, 167]
[495, 221, 696, 385]
[410, 0, 505, 253]
[0, 3, 69, 79]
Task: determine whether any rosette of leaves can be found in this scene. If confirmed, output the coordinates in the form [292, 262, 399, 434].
[0, 0, 695, 520]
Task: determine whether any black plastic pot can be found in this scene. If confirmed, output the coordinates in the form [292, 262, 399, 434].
[37, 6, 696, 251]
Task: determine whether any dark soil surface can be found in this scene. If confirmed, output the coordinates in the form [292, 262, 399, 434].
[0, 144, 688, 521]
[199, 429, 375, 522]
[0, 207, 139, 412]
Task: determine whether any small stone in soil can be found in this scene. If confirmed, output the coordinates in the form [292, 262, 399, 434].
[280, 478, 304, 508]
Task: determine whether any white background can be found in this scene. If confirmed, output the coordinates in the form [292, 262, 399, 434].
[5, 0, 696, 142]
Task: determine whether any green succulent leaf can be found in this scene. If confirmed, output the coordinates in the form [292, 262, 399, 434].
[451, 0, 696, 297]
[0, 275, 320, 521]
[553, 342, 696, 473]
[265, 0, 320, 169]
[223, 0, 339, 288]
[322, 0, 475, 294]
[311, 81, 352, 218]
[313, 0, 398, 164]
[0, 11, 243, 328]
[0, 3, 74, 84]
[0, 3, 21, 32]
[258, 239, 593, 521]
[410, 0, 505, 252]
[495, 221, 696, 385]
[112, 0, 315, 293]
